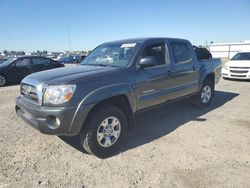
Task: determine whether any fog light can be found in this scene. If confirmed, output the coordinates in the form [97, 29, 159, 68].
[46, 116, 60, 129]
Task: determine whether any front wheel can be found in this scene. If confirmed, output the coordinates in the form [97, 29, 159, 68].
[194, 79, 214, 108]
[0, 75, 7, 87]
[79, 105, 128, 158]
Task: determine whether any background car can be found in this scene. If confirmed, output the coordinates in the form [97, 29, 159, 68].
[222, 52, 250, 80]
[0, 56, 64, 86]
[61, 55, 82, 64]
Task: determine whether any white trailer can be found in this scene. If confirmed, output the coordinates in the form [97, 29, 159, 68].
[209, 40, 250, 59]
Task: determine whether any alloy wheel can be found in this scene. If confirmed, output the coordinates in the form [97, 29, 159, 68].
[201, 85, 212, 103]
[96, 116, 121, 148]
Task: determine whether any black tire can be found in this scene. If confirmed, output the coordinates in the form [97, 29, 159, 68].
[0, 74, 7, 87]
[79, 105, 128, 158]
[194, 79, 214, 108]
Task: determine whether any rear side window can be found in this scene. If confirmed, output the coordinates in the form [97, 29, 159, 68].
[171, 42, 192, 64]
[15, 58, 30, 67]
[31, 57, 50, 65]
[142, 43, 166, 65]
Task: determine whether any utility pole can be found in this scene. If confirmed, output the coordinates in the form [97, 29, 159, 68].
[67, 26, 71, 52]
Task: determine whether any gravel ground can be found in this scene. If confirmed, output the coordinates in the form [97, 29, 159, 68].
[0, 78, 250, 188]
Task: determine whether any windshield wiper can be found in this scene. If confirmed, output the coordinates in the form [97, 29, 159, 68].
[82, 63, 118, 67]
[94, 64, 109, 67]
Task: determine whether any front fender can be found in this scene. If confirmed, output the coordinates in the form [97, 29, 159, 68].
[69, 83, 137, 134]
[79, 83, 136, 112]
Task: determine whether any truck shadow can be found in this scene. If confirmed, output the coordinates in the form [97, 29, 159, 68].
[122, 90, 238, 152]
[59, 90, 239, 158]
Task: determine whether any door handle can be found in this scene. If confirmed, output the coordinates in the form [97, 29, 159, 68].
[167, 70, 172, 75]
[192, 67, 197, 71]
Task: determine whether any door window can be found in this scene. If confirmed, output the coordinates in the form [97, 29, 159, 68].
[15, 58, 30, 67]
[31, 57, 50, 65]
[171, 42, 192, 64]
[142, 43, 166, 66]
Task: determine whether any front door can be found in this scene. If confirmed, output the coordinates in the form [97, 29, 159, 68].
[135, 42, 174, 110]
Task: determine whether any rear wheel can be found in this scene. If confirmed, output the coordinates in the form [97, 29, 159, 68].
[194, 79, 214, 108]
[79, 105, 128, 158]
[0, 75, 7, 87]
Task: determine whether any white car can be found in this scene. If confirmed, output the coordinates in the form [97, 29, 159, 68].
[222, 52, 250, 80]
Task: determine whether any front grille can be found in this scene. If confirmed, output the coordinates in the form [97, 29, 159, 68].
[21, 83, 38, 102]
[229, 66, 250, 69]
[230, 70, 249, 74]
[230, 74, 247, 78]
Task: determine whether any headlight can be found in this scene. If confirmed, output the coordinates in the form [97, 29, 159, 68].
[43, 85, 76, 105]
[223, 65, 229, 70]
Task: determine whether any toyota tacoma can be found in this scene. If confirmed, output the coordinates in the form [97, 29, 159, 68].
[16, 38, 222, 158]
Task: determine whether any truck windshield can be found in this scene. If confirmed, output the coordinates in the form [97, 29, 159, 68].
[231, 53, 250, 60]
[81, 43, 138, 67]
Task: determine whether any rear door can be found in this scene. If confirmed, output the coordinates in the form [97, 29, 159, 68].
[135, 42, 174, 110]
[169, 41, 199, 98]
[31, 57, 51, 73]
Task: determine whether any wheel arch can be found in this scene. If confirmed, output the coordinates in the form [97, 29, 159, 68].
[200, 72, 215, 90]
[204, 73, 215, 83]
[83, 94, 136, 131]
[204, 73, 215, 87]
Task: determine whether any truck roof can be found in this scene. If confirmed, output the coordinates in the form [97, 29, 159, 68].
[104, 37, 189, 45]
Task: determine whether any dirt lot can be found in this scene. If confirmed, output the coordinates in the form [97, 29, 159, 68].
[0, 79, 250, 188]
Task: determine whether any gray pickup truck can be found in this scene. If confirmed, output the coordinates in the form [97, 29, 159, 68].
[16, 38, 221, 157]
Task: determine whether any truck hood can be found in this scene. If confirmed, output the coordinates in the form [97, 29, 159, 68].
[22, 65, 119, 85]
[225, 60, 250, 67]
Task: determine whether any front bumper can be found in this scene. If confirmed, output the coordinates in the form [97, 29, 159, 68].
[222, 68, 250, 80]
[16, 96, 94, 135]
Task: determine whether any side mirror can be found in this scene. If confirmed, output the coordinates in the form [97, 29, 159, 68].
[10, 63, 16, 68]
[139, 57, 157, 68]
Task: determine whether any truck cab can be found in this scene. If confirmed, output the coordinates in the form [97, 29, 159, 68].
[134, 39, 200, 110]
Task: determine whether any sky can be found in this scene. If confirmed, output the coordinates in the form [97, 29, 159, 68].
[0, 0, 249, 52]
